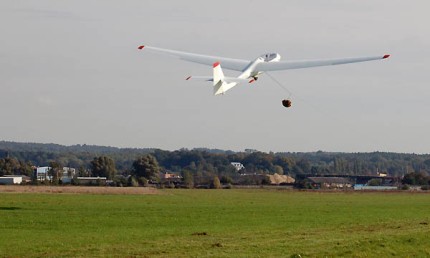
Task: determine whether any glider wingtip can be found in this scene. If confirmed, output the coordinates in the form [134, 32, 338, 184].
[138, 45, 145, 50]
[383, 54, 390, 59]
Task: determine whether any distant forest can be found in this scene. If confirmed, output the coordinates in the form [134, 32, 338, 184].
[1, 141, 430, 178]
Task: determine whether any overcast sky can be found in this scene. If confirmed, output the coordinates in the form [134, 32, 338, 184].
[1, 0, 429, 153]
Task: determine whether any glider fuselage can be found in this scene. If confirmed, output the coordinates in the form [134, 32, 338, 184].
[238, 53, 281, 81]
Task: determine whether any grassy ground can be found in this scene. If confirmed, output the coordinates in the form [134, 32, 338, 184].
[1, 189, 430, 257]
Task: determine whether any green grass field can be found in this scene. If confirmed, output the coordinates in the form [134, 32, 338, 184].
[1, 189, 430, 257]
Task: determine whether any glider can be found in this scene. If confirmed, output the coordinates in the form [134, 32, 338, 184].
[137, 45, 390, 96]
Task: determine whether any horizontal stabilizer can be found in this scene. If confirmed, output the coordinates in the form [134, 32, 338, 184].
[184, 76, 246, 84]
[185, 76, 212, 81]
[213, 81, 238, 95]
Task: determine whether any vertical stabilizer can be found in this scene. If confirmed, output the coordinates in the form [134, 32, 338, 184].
[212, 62, 238, 95]
[213, 62, 224, 86]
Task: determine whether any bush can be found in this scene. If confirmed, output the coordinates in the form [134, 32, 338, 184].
[220, 176, 233, 184]
[128, 176, 139, 187]
[401, 184, 410, 190]
[182, 171, 194, 189]
[368, 178, 382, 186]
[139, 177, 149, 187]
[160, 181, 175, 189]
[113, 176, 127, 187]
[71, 177, 80, 186]
[210, 177, 221, 189]
[31, 179, 40, 185]
[421, 185, 430, 191]
[225, 183, 233, 189]
[99, 179, 105, 186]
[296, 179, 315, 189]
[261, 177, 271, 185]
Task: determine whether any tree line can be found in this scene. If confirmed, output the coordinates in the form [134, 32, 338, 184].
[2, 141, 430, 186]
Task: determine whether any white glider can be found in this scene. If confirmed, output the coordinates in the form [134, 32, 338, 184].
[138, 45, 390, 96]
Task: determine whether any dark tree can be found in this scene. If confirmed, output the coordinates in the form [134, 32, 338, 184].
[48, 161, 63, 184]
[0, 157, 32, 176]
[132, 155, 160, 181]
[296, 159, 311, 174]
[402, 172, 429, 186]
[19, 161, 34, 176]
[0, 158, 18, 176]
[182, 170, 194, 188]
[90, 156, 116, 179]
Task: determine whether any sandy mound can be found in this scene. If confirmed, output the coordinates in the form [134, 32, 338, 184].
[267, 173, 295, 185]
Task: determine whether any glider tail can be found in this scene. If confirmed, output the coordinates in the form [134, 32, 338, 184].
[185, 62, 243, 95]
[213, 62, 237, 95]
[213, 62, 225, 86]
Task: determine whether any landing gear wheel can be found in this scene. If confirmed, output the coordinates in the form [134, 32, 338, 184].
[282, 99, 292, 108]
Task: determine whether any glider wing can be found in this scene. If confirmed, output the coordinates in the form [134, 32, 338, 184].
[255, 55, 390, 71]
[138, 45, 250, 72]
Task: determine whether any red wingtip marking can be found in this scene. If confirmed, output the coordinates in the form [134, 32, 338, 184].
[383, 54, 390, 59]
[213, 62, 220, 68]
[249, 79, 255, 83]
[138, 45, 145, 49]
[185, 76, 191, 80]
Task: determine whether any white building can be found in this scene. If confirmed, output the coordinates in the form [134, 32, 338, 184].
[231, 162, 245, 171]
[35, 167, 50, 181]
[160, 172, 182, 179]
[34, 166, 76, 183]
[0, 176, 23, 185]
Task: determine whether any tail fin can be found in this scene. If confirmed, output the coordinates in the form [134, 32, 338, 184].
[213, 62, 224, 86]
[212, 62, 237, 95]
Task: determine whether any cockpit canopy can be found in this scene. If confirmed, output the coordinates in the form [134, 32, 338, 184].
[261, 53, 281, 62]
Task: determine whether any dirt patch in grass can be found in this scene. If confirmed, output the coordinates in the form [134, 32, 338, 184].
[0, 185, 160, 195]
